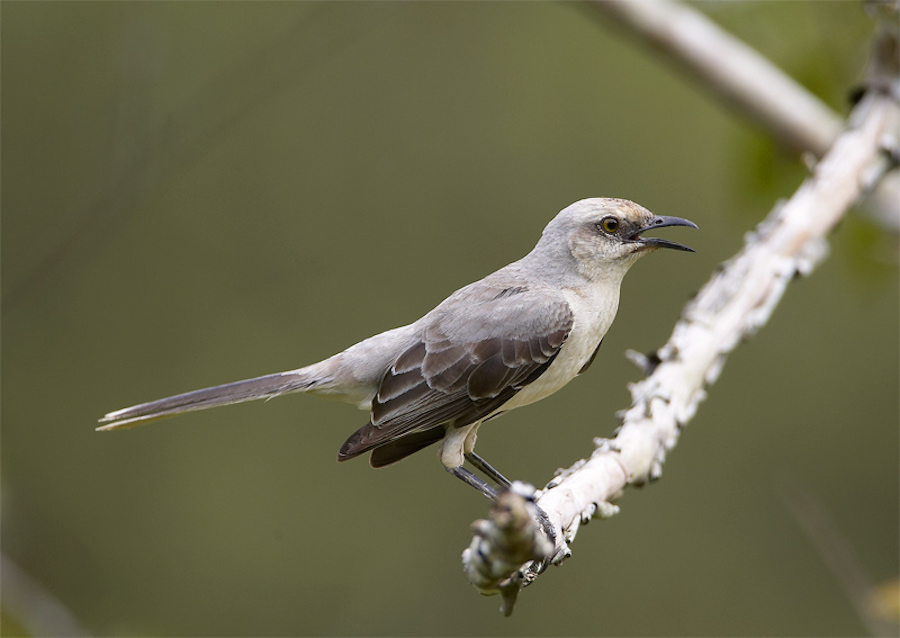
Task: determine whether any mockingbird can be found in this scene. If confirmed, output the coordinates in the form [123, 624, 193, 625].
[99, 198, 696, 502]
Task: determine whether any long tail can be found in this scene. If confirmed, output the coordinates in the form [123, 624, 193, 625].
[97, 368, 323, 431]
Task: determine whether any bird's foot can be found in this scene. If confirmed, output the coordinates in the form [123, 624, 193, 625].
[449, 459, 556, 547]
[507, 481, 556, 549]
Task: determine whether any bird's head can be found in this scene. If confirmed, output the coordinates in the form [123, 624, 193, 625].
[535, 198, 698, 282]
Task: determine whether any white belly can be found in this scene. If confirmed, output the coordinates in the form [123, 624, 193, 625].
[495, 286, 619, 413]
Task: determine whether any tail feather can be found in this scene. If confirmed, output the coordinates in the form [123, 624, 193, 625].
[97, 369, 321, 431]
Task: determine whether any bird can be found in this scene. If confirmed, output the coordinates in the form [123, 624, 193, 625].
[98, 198, 697, 501]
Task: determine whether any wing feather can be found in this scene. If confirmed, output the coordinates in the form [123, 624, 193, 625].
[338, 282, 574, 462]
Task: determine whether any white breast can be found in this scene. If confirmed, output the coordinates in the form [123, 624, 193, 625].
[496, 284, 621, 413]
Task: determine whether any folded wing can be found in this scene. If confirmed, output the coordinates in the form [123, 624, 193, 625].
[338, 283, 573, 465]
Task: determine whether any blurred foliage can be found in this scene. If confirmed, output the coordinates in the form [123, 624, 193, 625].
[2, 2, 897, 637]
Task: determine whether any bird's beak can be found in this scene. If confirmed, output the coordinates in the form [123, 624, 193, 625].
[630, 215, 699, 252]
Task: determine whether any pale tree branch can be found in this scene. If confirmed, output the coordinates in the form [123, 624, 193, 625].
[586, 0, 900, 232]
[463, 19, 899, 613]
[461, 482, 554, 616]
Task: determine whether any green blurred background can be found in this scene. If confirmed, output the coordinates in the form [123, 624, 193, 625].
[2, 2, 897, 636]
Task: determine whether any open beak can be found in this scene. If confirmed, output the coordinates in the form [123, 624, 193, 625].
[630, 215, 699, 252]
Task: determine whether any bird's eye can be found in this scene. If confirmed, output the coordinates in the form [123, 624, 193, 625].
[600, 217, 619, 233]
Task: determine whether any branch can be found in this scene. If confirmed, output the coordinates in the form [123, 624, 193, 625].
[463, 32, 899, 612]
[586, 0, 900, 232]
[461, 482, 554, 616]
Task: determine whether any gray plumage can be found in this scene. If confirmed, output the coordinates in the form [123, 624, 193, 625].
[99, 198, 696, 479]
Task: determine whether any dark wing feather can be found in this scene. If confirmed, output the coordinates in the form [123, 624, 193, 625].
[337, 284, 573, 463]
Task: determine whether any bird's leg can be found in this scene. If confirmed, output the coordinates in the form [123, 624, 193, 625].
[464, 451, 512, 489]
[458, 454, 556, 546]
[446, 465, 499, 501]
